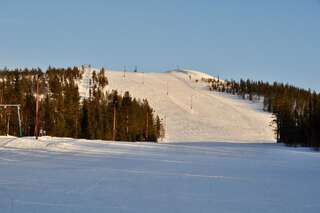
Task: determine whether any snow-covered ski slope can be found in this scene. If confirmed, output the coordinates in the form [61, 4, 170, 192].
[0, 136, 319, 213]
[79, 67, 275, 143]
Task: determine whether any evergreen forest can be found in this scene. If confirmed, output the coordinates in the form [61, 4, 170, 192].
[0, 67, 163, 142]
[209, 78, 320, 148]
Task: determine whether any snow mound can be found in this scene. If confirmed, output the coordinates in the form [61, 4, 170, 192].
[167, 69, 221, 81]
[78, 67, 275, 143]
[0, 136, 159, 155]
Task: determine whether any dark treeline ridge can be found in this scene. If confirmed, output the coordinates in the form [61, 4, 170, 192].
[209, 78, 320, 148]
[0, 67, 164, 142]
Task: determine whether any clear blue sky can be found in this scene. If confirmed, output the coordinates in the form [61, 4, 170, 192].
[1, 0, 319, 91]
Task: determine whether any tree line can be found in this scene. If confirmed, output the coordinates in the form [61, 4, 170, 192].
[0, 67, 164, 142]
[209, 78, 320, 148]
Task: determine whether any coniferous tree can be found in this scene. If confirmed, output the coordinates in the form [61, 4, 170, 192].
[210, 78, 320, 148]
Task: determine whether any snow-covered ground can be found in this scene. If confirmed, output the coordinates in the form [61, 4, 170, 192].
[79, 67, 275, 143]
[0, 136, 319, 213]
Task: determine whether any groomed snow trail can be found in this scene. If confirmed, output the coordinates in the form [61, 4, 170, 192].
[0, 137, 319, 213]
[84, 68, 275, 143]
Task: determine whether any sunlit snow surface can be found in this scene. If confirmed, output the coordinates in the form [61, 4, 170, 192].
[1, 136, 319, 213]
[79, 67, 275, 143]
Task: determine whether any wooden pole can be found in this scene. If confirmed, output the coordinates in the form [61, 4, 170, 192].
[6, 112, 10, 136]
[146, 110, 149, 140]
[34, 75, 40, 140]
[17, 105, 22, 137]
[112, 105, 116, 141]
[166, 82, 168, 95]
[126, 108, 129, 136]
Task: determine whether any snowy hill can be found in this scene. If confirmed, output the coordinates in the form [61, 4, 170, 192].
[79, 66, 275, 143]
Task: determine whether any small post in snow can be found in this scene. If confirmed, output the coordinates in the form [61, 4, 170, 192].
[166, 81, 169, 95]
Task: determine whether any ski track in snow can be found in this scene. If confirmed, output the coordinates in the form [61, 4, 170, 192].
[78, 67, 275, 143]
[0, 136, 319, 213]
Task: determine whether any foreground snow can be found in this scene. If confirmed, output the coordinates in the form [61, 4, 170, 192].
[79, 67, 275, 143]
[0, 136, 319, 213]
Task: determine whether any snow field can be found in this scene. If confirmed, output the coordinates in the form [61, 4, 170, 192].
[0, 136, 319, 213]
